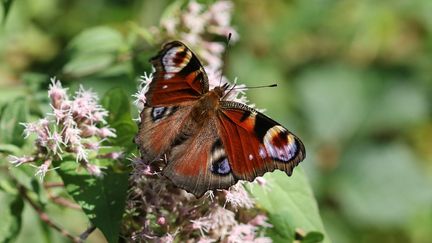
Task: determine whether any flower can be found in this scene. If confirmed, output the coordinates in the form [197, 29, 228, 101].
[152, 0, 239, 73]
[48, 77, 68, 109]
[249, 215, 272, 228]
[13, 78, 117, 178]
[34, 160, 53, 181]
[133, 72, 153, 112]
[224, 182, 255, 209]
[8, 155, 34, 166]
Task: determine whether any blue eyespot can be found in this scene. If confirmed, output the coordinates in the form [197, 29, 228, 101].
[211, 157, 231, 175]
[151, 107, 166, 121]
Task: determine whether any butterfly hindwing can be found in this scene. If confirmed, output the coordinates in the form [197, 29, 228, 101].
[147, 41, 209, 106]
[135, 103, 195, 162]
[162, 117, 236, 197]
[217, 101, 305, 181]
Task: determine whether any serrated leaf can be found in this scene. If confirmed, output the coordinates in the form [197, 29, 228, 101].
[54, 160, 128, 243]
[250, 168, 329, 243]
[0, 98, 28, 147]
[0, 192, 24, 243]
[101, 88, 137, 150]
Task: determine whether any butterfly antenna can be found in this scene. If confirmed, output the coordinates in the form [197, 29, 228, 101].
[231, 83, 278, 90]
[222, 83, 237, 100]
[218, 33, 232, 87]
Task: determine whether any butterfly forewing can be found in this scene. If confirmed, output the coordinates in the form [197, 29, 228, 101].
[217, 101, 305, 181]
[147, 41, 209, 106]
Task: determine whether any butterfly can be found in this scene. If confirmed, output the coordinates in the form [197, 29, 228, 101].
[135, 41, 305, 197]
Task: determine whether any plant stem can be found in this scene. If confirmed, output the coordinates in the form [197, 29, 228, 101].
[18, 184, 81, 242]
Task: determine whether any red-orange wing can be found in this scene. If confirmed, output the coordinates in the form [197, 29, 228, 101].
[216, 101, 306, 181]
[147, 41, 209, 106]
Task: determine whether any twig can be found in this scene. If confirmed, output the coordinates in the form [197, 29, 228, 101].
[18, 184, 81, 243]
[43, 181, 81, 209]
[79, 225, 97, 242]
[47, 194, 81, 210]
[43, 181, 64, 188]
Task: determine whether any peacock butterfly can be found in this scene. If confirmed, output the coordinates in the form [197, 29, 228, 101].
[135, 41, 305, 197]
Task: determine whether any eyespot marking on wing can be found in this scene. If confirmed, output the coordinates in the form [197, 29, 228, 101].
[210, 139, 232, 176]
[151, 106, 178, 122]
[263, 125, 298, 162]
[211, 157, 231, 175]
[162, 46, 192, 79]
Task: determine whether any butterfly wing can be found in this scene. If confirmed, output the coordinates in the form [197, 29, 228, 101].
[216, 101, 306, 181]
[135, 103, 195, 162]
[137, 41, 209, 163]
[162, 116, 236, 197]
[147, 41, 209, 106]
[161, 100, 305, 197]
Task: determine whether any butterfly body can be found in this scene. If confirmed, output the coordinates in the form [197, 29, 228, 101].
[135, 41, 305, 197]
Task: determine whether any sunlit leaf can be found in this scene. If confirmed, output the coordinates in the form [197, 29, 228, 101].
[250, 168, 329, 243]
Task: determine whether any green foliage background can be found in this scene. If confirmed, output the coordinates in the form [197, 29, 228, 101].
[1, 0, 432, 242]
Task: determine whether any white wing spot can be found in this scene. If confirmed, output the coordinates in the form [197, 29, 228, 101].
[259, 146, 267, 159]
[161, 46, 192, 80]
[164, 73, 174, 79]
[162, 85, 168, 89]
[249, 154, 253, 160]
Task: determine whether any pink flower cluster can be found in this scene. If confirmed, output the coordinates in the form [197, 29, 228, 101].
[125, 157, 272, 242]
[9, 78, 117, 178]
[153, 0, 239, 76]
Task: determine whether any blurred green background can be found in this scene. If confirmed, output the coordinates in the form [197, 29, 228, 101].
[1, 0, 432, 242]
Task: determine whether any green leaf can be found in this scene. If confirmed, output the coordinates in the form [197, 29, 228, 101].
[67, 27, 124, 55]
[250, 168, 329, 243]
[54, 160, 129, 243]
[302, 231, 325, 243]
[296, 65, 368, 142]
[63, 26, 126, 78]
[333, 143, 432, 228]
[1, 0, 14, 23]
[101, 88, 137, 150]
[63, 54, 115, 77]
[0, 191, 25, 243]
[0, 143, 21, 155]
[0, 98, 28, 147]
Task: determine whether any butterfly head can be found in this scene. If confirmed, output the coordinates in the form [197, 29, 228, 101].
[212, 83, 231, 99]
